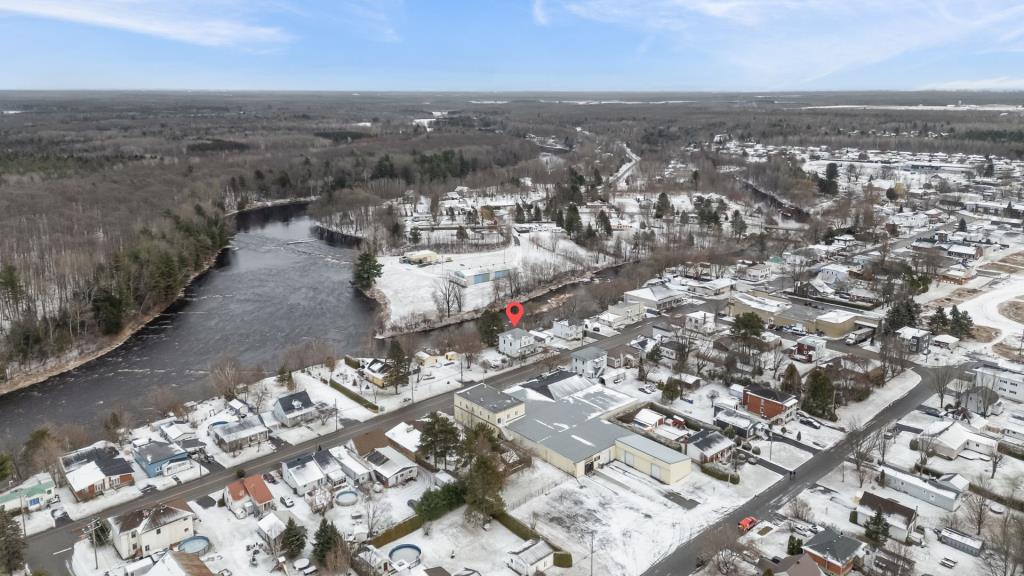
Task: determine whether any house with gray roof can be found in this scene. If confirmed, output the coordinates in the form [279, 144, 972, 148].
[499, 327, 538, 358]
[454, 384, 525, 433]
[802, 528, 863, 576]
[571, 346, 607, 378]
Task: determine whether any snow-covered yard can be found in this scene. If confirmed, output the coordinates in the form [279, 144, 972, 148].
[751, 440, 812, 470]
[836, 369, 921, 428]
[507, 458, 780, 575]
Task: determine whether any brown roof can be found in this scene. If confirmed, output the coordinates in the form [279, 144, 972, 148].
[350, 429, 389, 456]
[227, 475, 273, 505]
[859, 491, 917, 524]
[155, 551, 215, 576]
[109, 501, 192, 535]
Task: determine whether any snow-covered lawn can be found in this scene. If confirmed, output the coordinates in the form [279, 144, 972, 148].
[186, 498, 280, 576]
[57, 483, 144, 521]
[751, 440, 812, 470]
[387, 505, 527, 575]
[887, 430, 1024, 499]
[508, 458, 780, 575]
[17, 508, 55, 536]
[957, 273, 1024, 350]
[836, 369, 921, 428]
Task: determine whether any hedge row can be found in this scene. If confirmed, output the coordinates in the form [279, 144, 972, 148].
[330, 379, 380, 413]
[344, 355, 360, 369]
[701, 464, 740, 484]
[369, 514, 424, 547]
[493, 512, 574, 567]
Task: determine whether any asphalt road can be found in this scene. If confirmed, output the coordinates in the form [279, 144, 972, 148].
[25, 315, 669, 575]
[642, 362, 952, 576]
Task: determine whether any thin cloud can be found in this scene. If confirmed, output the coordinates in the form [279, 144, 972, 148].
[533, 0, 550, 25]
[0, 0, 291, 47]
[923, 76, 1024, 91]
[557, 0, 1024, 88]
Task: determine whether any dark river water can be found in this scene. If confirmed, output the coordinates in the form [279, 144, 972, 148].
[0, 204, 379, 446]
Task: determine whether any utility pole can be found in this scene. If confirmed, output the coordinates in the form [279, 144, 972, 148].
[83, 517, 102, 569]
[589, 531, 595, 576]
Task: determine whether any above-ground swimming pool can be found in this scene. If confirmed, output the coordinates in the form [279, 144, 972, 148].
[389, 543, 422, 566]
[177, 535, 212, 555]
[335, 490, 358, 506]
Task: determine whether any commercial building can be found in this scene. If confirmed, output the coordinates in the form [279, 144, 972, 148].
[614, 434, 691, 484]
[454, 384, 525, 433]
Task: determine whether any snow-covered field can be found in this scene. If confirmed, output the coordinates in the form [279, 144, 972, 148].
[752, 440, 812, 470]
[508, 458, 780, 575]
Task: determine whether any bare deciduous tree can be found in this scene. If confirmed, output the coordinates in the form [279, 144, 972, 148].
[848, 418, 876, 488]
[787, 497, 814, 523]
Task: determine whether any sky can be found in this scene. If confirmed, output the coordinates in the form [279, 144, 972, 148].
[2, 0, 1024, 91]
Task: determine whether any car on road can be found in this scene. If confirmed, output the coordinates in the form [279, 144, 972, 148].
[280, 496, 294, 508]
[738, 516, 758, 533]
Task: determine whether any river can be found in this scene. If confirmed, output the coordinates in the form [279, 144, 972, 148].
[0, 204, 379, 446]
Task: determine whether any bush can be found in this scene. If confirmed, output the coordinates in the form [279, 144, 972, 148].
[909, 438, 919, 451]
[344, 356, 360, 368]
[236, 468, 246, 479]
[751, 446, 761, 455]
[742, 442, 752, 451]
[701, 463, 739, 484]
[330, 379, 380, 412]
[553, 551, 573, 568]
[416, 483, 465, 521]
[849, 510, 858, 524]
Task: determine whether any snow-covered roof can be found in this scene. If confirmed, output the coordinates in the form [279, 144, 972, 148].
[933, 334, 960, 345]
[617, 434, 689, 465]
[365, 446, 416, 480]
[511, 539, 555, 566]
[633, 408, 663, 428]
[816, 309, 858, 324]
[385, 422, 422, 455]
[895, 326, 930, 339]
[733, 292, 788, 314]
[65, 461, 106, 493]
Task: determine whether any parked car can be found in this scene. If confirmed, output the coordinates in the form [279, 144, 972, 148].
[263, 473, 277, 484]
[800, 417, 821, 429]
[738, 516, 758, 533]
[280, 496, 294, 508]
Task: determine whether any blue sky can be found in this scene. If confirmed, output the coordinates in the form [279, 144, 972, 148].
[2, 0, 1024, 91]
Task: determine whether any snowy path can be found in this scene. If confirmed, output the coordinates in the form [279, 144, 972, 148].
[958, 274, 1024, 346]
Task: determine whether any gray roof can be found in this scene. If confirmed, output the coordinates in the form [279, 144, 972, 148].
[617, 434, 689, 464]
[133, 441, 186, 465]
[804, 528, 862, 564]
[501, 327, 533, 339]
[276, 391, 313, 414]
[457, 384, 523, 412]
[571, 346, 607, 362]
[687, 429, 733, 453]
[506, 386, 633, 463]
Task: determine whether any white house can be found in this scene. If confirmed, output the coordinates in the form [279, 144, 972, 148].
[571, 347, 607, 379]
[889, 212, 929, 236]
[281, 454, 326, 496]
[552, 319, 584, 341]
[365, 446, 418, 487]
[108, 503, 196, 560]
[272, 391, 318, 428]
[695, 278, 735, 296]
[919, 421, 998, 460]
[684, 311, 716, 334]
[684, 429, 734, 464]
[817, 264, 850, 285]
[498, 328, 538, 358]
[739, 264, 771, 283]
[597, 302, 644, 329]
[507, 539, 555, 575]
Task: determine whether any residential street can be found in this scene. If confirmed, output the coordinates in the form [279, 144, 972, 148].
[25, 301, 944, 576]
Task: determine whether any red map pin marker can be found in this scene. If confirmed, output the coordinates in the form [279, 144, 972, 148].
[505, 301, 524, 327]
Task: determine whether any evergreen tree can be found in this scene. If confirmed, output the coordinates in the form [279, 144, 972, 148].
[592, 167, 603, 187]
[477, 309, 504, 346]
[928, 308, 949, 333]
[312, 518, 340, 566]
[418, 411, 461, 469]
[554, 209, 565, 228]
[531, 204, 542, 222]
[661, 378, 681, 404]
[563, 204, 582, 236]
[781, 364, 803, 399]
[0, 508, 25, 574]
[883, 299, 921, 333]
[731, 210, 747, 237]
[949, 306, 974, 338]
[654, 193, 672, 219]
[597, 210, 613, 237]
[408, 227, 422, 245]
[646, 345, 662, 363]
[864, 509, 890, 544]
[958, 217, 967, 232]
[352, 251, 383, 291]
[514, 204, 526, 224]
[802, 369, 836, 420]
[456, 225, 469, 241]
[786, 535, 804, 555]
[281, 518, 307, 559]
[385, 340, 410, 393]
[463, 454, 505, 524]
[0, 454, 11, 483]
